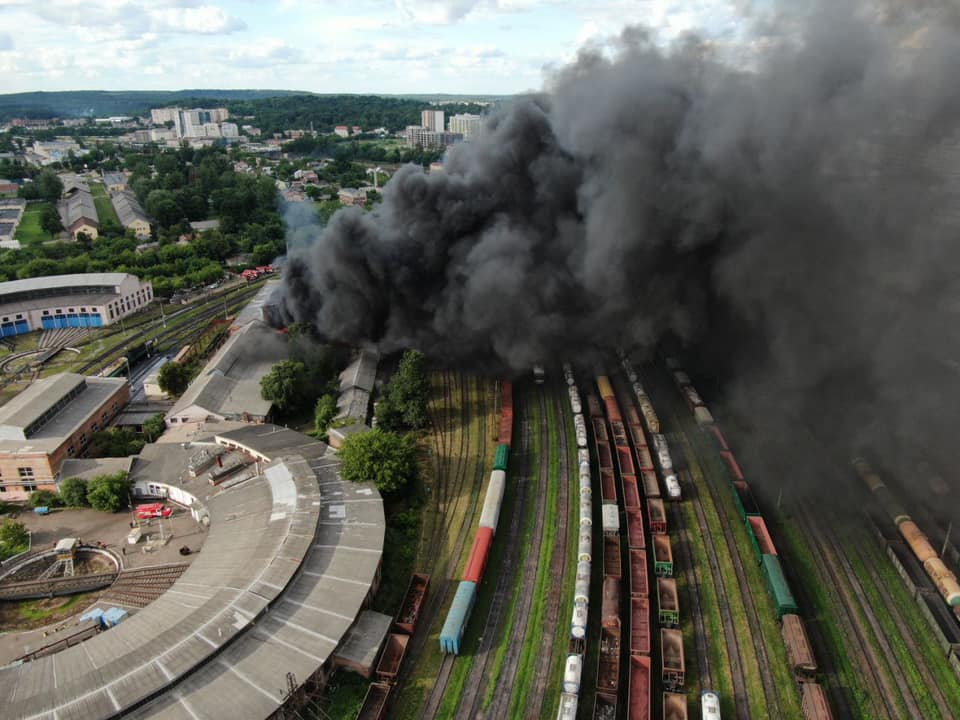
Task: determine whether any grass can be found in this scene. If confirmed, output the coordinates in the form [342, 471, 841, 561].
[311, 671, 369, 719]
[391, 375, 490, 720]
[776, 514, 873, 717]
[507, 392, 560, 718]
[14, 203, 53, 244]
[89, 182, 120, 227]
[18, 593, 85, 623]
[844, 533, 941, 718]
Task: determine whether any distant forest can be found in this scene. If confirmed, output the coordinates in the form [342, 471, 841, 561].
[0, 90, 302, 121]
[0, 90, 498, 133]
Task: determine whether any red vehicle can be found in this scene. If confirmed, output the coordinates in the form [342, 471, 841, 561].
[136, 503, 173, 519]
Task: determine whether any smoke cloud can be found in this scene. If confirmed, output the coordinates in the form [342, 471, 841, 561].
[276, 2, 960, 498]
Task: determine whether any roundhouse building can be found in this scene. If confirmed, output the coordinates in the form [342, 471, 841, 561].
[0, 272, 153, 336]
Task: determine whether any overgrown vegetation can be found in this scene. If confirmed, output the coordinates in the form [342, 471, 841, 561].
[339, 429, 417, 495]
[376, 349, 429, 432]
[58, 477, 89, 507]
[0, 518, 29, 559]
[86, 471, 132, 513]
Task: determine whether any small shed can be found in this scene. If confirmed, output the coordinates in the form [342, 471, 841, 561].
[328, 423, 371, 450]
[333, 610, 393, 678]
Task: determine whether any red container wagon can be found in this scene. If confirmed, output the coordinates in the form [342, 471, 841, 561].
[593, 420, 614, 471]
[631, 597, 651, 655]
[630, 549, 649, 597]
[462, 527, 494, 584]
[629, 655, 652, 720]
[623, 475, 641, 509]
[499, 380, 513, 446]
[720, 450, 745, 482]
[629, 423, 649, 451]
[748, 516, 778, 556]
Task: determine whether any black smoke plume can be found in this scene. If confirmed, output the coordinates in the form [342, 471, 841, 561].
[277, 2, 960, 501]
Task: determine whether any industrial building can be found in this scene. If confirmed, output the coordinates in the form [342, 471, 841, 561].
[58, 183, 99, 240]
[0, 373, 129, 496]
[110, 189, 152, 238]
[166, 282, 286, 426]
[0, 198, 25, 249]
[0, 424, 386, 719]
[0, 272, 154, 336]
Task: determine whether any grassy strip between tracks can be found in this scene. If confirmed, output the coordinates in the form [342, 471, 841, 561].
[857, 531, 960, 710]
[392, 374, 475, 720]
[844, 531, 941, 718]
[678, 499, 735, 715]
[435, 379, 499, 719]
[688, 428, 802, 719]
[480, 392, 543, 711]
[508, 392, 561, 718]
[675, 430, 770, 719]
[542, 398, 579, 717]
[775, 514, 873, 717]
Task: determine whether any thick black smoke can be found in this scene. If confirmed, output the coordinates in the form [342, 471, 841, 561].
[277, 2, 960, 500]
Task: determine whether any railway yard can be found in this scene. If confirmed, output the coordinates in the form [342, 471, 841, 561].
[351, 357, 960, 720]
[1, 285, 959, 719]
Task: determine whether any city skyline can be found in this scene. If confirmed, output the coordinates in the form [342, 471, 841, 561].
[0, 1, 758, 95]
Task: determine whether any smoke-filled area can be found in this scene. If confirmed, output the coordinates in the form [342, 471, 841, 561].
[276, 2, 960, 502]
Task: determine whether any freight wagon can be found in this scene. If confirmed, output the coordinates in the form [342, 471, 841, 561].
[701, 691, 721, 719]
[653, 534, 674, 577]
[440, 580, 476, 654]
[647, 499, 667, 534]
[657, 578, 679, 627]
[661, 628, 685, 691]
[781, 614, 817, 680]
[594, 692, 617, 720]
[745, 515, 777, 564]
[631, 598, 651, 655]
[479, 471, 506, 531]
[356, 682, 391, 720]
[463, 527, 493, 583]
[800, 683, 834, 720]
[628, 655, 651, 720]
[493, 443, 510, 471]
[375, 633, 409, 682]
[557, 692, 578, 720]
[663, 692, 688, 720]
[393, 573, 429, 635]
[623, 476, 641, 509]
[761, 554, 798, 617]
[604, 535, 622, 578]
[640, 470, 660, 498]
[499, 381, 513, 446]
[626, 508, 646, 550]
[630, 550, 649, 597]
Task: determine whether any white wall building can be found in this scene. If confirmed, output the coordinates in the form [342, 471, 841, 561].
[448, 113, 483, 140]
[421, 110, 445, 132]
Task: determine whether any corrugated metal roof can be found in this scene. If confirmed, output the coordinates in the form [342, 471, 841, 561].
[0, 272, 132, 297]
[111, 190, 150, 228]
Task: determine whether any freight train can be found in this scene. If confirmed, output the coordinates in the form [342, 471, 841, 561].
[439, 380, 513, 654]
[854, 458, 960, 608]
[662, 357, 831, 720]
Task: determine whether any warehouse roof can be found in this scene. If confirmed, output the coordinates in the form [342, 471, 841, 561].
[0, 374, 127, 448]
[0, 273, 132, 297]
[58, 186, 99, 230]
[333, 610, 393, 674]
[167, 320, 286, 422]
[0, 425, 384, 720]
[58, 456, 134, 482]
[101, 171, 127, 187]
[111, 190, 150, 228]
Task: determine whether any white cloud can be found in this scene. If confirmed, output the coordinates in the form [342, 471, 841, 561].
[227, 39, 303, 66]
[0, 33, 12, 51]
[150, 6, 247, 34]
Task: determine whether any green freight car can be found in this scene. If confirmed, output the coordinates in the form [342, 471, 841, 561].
[493, 443, 510, 472]
[761, 554, 798, 618]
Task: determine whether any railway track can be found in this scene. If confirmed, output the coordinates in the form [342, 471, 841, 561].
[413, 373, 490, 720]
[525, 386, 572, 718]
[454, 385, 534, 720]
[677, 421, 786, 716]
[668, 501, 712, 693]
[792, 504, 900, 719]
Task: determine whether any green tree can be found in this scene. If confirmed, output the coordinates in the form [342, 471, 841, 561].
[89, 427, 145, 457]
[338, 428, 417, 495]
[260, 360, 307, 411]
[142, 413, 166, 442]
[387, 349, 429, 430]
[0, 518, 29, 553]
[314, 394, 338, 436]
[28, 489, 62, 508]
[374, 397, 403, 433]
[36, 169, 64, 202]
[87, 472, 132, 513]
[40, 204, 63, 235]
[158, 361, 191, 396]
[59, 477, 89, 507]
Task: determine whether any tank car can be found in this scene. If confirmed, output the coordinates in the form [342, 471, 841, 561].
[701, 690, 721, 718]
[664, 474, 682, 501]
[571, 599, 588, 639]
[562, 653, 583, 694]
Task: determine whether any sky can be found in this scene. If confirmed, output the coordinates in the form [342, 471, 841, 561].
[0, 0, 762, 95]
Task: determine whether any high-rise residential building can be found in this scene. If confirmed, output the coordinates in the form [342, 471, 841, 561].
[448, 113, 483, 140]
[421, 109, 445, 132]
